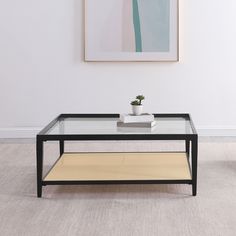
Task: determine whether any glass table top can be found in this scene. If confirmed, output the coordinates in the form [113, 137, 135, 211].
[44, 116, 195, 135]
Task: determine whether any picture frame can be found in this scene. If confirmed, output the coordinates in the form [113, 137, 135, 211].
[85, 0, 179, 62]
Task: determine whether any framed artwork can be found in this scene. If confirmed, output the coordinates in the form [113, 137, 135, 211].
[85, 0, 179, 62]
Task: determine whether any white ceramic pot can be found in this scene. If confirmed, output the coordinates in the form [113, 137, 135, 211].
[132, 105, 143, 116]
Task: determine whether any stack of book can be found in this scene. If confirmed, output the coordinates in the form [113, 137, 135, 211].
[117, 113, 156, 128]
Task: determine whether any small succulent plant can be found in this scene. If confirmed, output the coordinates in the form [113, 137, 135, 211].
[130, 95, 145, 106]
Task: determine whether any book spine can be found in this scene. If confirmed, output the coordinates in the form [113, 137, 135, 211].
[117, 122, 155, 128]
[123, 117, 154, 123]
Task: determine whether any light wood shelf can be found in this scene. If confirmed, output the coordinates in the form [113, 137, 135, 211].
[44, 152, 191, 181]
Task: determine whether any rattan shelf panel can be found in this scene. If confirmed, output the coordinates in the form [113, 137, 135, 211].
[44, 152, 191, 181]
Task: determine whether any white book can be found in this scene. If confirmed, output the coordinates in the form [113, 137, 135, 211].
[120, 113, 154, 123]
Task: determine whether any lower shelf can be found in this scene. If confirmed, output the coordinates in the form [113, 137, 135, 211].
[44, 152, 191, 181]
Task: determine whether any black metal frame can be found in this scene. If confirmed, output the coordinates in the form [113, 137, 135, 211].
[36, 113, 198, 198]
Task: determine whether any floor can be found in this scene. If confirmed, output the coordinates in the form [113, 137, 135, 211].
[0, 138, 236, 236]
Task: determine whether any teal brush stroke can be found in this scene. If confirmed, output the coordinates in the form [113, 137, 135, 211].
[132, 0, 142, 52]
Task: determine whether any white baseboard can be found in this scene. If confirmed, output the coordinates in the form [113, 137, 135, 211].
[197, 126, 236, 136]
[0, 127, 41, 138]
[1, 127, 236, 138]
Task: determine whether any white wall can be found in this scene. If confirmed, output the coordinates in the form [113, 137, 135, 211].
[0, 0, 236, 138]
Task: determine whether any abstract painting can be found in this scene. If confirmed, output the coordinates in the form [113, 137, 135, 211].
[85, 0, 178, 61]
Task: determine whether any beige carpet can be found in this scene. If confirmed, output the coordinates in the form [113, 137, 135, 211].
[0, 138, 236, 236]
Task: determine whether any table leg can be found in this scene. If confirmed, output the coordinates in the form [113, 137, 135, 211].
[191, 136, 198, 196]
[60, 140, 64, 156]
[59, 120, 64, 156]
[185, 139, 190, 159]
[36, 138, 43, 198]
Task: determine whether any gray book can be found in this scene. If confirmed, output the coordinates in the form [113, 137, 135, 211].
[117, 120, 157, 128]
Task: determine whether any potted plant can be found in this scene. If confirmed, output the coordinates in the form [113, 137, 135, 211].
[130, 95, 145, 115]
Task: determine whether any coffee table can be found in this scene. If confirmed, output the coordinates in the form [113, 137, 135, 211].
[36, 114, 198, 198]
